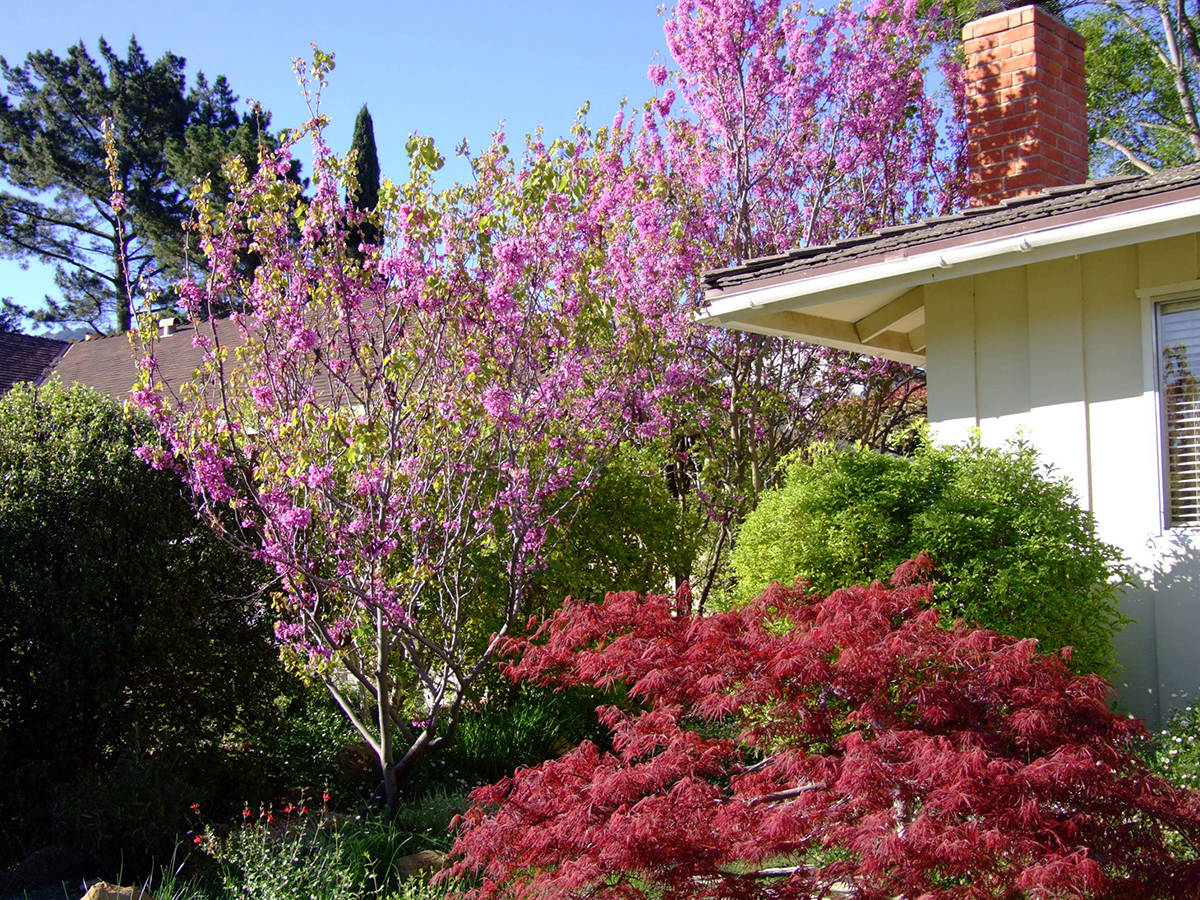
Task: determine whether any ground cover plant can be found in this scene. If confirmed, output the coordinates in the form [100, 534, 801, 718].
[731, 438, 1130, 676]
[447, 561, 1200, 900]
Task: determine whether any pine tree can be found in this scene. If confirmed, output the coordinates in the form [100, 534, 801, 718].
[0, 38, 290, 333]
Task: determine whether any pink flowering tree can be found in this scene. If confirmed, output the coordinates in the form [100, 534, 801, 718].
[607, 0, 965, 603]
[132, 53, 683, 818]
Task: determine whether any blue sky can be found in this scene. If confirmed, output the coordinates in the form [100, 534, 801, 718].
[1, 1, 672, 328]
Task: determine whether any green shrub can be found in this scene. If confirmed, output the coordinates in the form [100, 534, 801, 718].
[206, 814, 360, 900]
[532, 445, 701, 607]
[730, 437, 1129, 676]
[407, 686, 608, 794]
[0, 381, 293, 868]
[197, 807, 461, 900]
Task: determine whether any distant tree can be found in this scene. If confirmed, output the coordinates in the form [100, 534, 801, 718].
[448, 567, 1200, 900]
[346, 103, 381, 257]
[1073, 1, 1200, 174]
[0, 37, 290, 334]
[0, 298, 21, 332]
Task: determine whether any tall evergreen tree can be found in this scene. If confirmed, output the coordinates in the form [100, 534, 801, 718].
[0, 38, 290, 334]
[347, 104, 381, 257]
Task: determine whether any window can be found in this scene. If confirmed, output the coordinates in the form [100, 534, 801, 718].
[1159, 298, 1200, 527]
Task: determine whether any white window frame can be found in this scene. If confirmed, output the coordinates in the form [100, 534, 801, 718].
[1139, 279, 1200, 530]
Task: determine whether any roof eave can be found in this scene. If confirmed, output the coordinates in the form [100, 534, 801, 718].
[700, 195, 1200, 333]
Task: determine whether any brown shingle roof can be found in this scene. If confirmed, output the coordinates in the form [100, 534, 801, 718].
[704, 162, 1200, 291]
[0, 331, 68, 394]
[51, 320, 246, 401]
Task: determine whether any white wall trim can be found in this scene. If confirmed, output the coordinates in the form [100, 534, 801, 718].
[704, 198, 1200, 323]
[1135, 280, 1200, 536]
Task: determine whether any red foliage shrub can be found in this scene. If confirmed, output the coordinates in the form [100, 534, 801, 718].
[446, 557, 1200, 900]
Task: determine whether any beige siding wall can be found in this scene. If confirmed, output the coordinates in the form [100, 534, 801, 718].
[926, 235, 1200, 726]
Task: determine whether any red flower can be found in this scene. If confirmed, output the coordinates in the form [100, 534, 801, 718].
[242, 809, 251, 818]
[189, 803, 199, 811]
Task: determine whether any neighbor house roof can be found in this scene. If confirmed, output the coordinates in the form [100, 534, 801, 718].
[700, 162, 1200, 365]
[0, 331, 68, 394]
[52, 319, 246, 401]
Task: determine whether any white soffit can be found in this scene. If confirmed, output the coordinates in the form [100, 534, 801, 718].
[701, 196, 1200, 327]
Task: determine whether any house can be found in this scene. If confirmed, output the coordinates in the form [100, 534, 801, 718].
[699, 4, 1200, 726]
[51, 319, 245, 401]
[0, 318, 245, 401]
[0, 331, 67, 394]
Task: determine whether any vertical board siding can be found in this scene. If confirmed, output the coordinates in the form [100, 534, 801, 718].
[925, 278, 979, 443]
[974, 265, 1031, 431]
[1026, 256, 1091, 508]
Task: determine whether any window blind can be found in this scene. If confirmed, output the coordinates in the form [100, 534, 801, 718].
[1159, 298, 1200, 527]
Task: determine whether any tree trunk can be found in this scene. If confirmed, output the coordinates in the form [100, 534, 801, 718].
[114, 242, 131, 333]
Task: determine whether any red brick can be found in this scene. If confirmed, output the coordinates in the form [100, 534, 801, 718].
[965, 35, 999, 55]
[1004, 169, 1052, 189]
[966, 15, 1012, 38]
[966, 4, 1088, 206]
[1002, 23, 1037, 44]
[1000, 52, 1038, 74]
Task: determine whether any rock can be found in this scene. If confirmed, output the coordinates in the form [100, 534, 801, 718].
[79, 881, 153, 900]
[0, 845, 95, 892]
[394, 850, 447, 878]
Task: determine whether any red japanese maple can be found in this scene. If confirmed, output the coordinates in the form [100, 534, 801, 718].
[447, 558, 1200, 899]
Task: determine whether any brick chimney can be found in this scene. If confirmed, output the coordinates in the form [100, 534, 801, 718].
[963, 4, 1088, 207]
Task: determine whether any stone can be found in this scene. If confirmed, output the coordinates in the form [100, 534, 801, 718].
[0, 844, 95, 893]
[394, 850, 447, 878]
[79, 881, 153, 900]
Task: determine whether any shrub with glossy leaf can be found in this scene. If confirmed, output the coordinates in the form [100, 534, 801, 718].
[447, 565, 1200, 900]
[0, 381, 283, 867]
[730, 438, 1129, 675]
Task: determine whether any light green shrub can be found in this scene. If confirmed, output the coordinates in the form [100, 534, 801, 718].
[730, 437, 1130, 676]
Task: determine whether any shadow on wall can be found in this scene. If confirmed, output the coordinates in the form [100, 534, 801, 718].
[1118, 531, 1200, 728]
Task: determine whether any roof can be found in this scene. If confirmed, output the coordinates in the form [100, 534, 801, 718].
[699, 163, 1200, 365]
[704, 163, 1200, 292]
[0, 331, 68, 394]
[51, 319, 246, 401]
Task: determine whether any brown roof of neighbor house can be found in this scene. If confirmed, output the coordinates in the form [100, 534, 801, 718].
[51, 319, 247, 401]
[0, 331, 69, 394]
[704, 162, 1200, 293]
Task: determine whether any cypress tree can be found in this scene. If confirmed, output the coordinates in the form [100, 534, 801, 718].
[347, 104, 381, 257]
